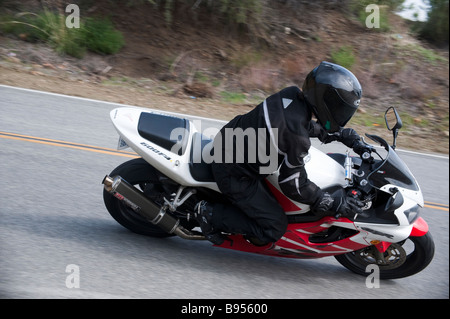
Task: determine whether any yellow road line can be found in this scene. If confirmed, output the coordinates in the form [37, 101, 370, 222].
[424, 203, 449, 211]
[0, 131, 139, 158]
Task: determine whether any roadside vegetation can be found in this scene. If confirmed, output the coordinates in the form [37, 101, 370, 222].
[0, 0, 448, 151]
[0, 10, 123, 58]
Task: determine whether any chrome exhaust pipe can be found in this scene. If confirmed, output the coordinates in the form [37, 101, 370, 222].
[103, 175, 205, 240]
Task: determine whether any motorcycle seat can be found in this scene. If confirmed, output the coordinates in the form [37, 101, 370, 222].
[137, 112, 190, 156]
[189, 132, 215, 182]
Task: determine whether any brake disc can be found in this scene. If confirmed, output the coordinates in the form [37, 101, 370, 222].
[356, 243, 407, 270]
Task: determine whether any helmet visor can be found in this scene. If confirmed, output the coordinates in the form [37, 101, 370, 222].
[323, 87, 359, 128]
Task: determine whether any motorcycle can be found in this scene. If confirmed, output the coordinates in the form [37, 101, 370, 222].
[102, 106, 434, 279]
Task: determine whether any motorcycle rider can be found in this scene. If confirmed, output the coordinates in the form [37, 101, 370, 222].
[195, 61, 369, 246]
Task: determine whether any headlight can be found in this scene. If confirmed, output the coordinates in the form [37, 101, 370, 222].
[404, 205, 420, 224]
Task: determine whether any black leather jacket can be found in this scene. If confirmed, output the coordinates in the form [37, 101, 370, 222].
[213, 86, 360, 206]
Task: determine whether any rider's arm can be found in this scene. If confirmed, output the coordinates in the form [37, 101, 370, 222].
[278, 150, 365, 217]
[278, 158, 323, 206]
[336, 128, 373, 155]
[309, 123, 371, 155]
[308, 121, 360, 146]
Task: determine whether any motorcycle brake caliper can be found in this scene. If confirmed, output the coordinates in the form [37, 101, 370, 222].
[369, 243, 407, 269]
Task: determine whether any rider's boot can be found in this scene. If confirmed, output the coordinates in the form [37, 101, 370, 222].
[245, 236, 270, 247]
[194, 201, 226, 245]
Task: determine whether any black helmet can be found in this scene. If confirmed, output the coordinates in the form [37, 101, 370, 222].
[302, 61, 362, 132]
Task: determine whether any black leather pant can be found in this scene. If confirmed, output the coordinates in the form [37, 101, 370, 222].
[210, 162, 288, 244]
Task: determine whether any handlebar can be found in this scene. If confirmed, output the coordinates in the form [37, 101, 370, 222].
[353, 139, 375, 163]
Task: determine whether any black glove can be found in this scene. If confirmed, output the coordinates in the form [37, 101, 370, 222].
[338, 128, 374, 156]
[313, 191, 365, 219]
[340, 128, 361, 148]
[320, 127, 360, 146]
[352, 139, 374, 156]
[330, 193, 365, 218]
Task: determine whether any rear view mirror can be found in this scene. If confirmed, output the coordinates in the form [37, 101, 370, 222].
[385, 107, 402, 150]
[385, 107, 403, 131]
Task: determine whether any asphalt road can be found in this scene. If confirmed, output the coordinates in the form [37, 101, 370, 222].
[0, 85, 448, 300]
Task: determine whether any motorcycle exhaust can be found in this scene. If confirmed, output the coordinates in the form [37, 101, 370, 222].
[102, 175, 205, 240]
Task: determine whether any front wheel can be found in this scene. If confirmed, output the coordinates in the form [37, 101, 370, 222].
[103, 158, 174, 237]
[335, 232, 435, 279]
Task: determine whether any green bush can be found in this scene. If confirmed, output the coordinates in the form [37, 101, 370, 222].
[82, 18, 124, 55]
[331, 46, 356, 70]
[39, 10, 86, 58]
[55, 28, 86, 58]
[0, 12, 50, 42]
[0, 11, 124, 58]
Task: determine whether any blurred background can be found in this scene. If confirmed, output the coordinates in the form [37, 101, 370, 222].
[1, 0, 448, 154]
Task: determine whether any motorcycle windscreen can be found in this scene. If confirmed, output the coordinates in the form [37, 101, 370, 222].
[367, 140, 420, 191]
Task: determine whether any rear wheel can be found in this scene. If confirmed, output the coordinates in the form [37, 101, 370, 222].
[335, 232, 435, 279]
[103, 158, 174, 237]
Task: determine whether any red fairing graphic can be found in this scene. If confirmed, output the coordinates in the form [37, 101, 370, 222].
[410, 217, 429, 237]
[265, 180, 302, 213]
[218, 217, 366, 258]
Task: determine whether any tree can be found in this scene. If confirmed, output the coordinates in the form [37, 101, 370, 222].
[420, 0, 449, 46]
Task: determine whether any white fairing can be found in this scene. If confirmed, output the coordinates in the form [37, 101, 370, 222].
[353, 184, 424, 244]
[110, 107, 220, 191]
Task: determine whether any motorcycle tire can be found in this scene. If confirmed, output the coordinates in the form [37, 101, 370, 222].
[103, 158, 175, 237]
[334, 232, 435, 279]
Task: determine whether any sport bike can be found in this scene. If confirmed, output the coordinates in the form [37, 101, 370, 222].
[102, 106, 434, 279]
